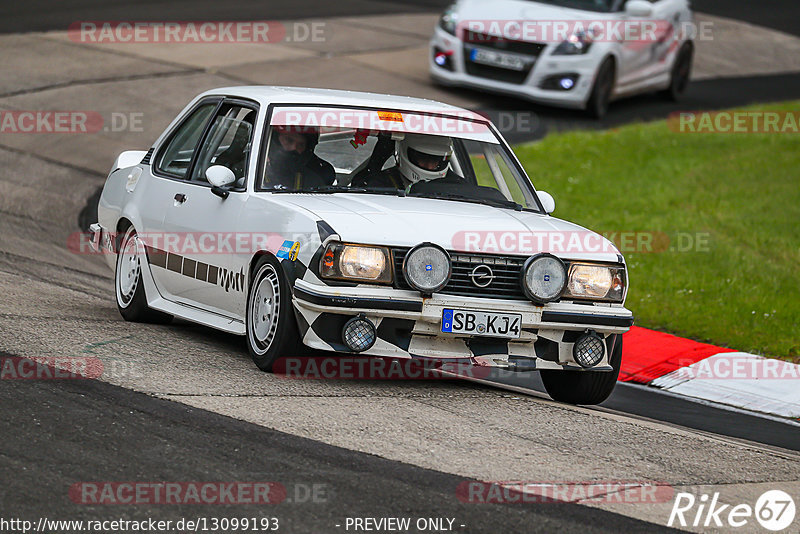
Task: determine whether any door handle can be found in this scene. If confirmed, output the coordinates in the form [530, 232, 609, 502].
[174, 193, 187, 204]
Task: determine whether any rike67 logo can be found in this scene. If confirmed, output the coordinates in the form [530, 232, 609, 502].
[668, 490, 796, 531]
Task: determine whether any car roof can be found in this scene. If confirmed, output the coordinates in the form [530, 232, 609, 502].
[198, 86, 471, 115]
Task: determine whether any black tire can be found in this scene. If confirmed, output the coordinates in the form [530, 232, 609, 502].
[246, 255, 303, 372]
[540, 335, 623, 405]
[663, 43, 693, 101]
[115, 226, 173, 324]
[586, 58, 615, 119]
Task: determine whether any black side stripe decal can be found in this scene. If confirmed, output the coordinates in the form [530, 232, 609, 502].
[146, 246, 241, 292]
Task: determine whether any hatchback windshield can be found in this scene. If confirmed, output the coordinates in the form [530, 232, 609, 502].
[527, 0, 620, 13]
[259, 106, 542, 213]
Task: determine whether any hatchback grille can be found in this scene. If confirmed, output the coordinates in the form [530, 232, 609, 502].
[393, 249, 528, 301]
[462, 32, 546, 85]
[463, 31, 547, 57]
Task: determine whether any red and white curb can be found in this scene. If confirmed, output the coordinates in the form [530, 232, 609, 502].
[621, 327, 800, 419]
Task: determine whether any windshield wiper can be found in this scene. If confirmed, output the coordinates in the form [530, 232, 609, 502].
[271, 185, 404, 196]
[409, 192, 524, 211]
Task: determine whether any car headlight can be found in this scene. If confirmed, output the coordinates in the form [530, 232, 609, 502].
[521, 254, 567, 304]
[553, 30, 595, 55]
[403, 243, 452, 295]
[319, 243, 392, 284]
[565, 263, 626, 302]
[439, 5, 459, 36]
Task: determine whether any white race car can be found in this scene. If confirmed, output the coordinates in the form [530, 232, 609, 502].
[90, 86, 633, 404]
[430, 0, 694, 117]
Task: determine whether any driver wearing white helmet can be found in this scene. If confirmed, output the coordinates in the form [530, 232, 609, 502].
[358, 133, 464, 190]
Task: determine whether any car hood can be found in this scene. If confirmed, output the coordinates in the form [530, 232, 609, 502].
[456, 0, 614, 22]
[281, 194, 621, 263]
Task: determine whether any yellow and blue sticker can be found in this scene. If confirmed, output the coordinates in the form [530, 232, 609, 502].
[277, 240, 301, 261]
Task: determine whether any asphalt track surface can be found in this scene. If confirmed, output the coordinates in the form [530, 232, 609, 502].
[2, 2, 800, 532]
[0, 359, 676, 533]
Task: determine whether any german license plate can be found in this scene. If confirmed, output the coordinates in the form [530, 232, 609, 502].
[469, 48, 528, 71]
[441, 309, 521, 339]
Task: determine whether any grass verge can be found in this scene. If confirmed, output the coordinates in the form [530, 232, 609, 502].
[514, 101, 800, 361]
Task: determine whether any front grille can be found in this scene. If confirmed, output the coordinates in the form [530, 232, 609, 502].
[393, 249, 527, 301]
[462, 32, 546, 85]
[463, 32, 547, 57]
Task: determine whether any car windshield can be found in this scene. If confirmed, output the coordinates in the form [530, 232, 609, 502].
[526, 0, 620, 13]
[259, 106, 543, 213]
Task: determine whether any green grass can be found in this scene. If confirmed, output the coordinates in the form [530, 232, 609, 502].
[513, 101, 800, 362]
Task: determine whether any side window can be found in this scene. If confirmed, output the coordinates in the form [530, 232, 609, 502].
[458, 140, 537, 209]
[191, 105, 257, 186]
[156, 103, 216, 179]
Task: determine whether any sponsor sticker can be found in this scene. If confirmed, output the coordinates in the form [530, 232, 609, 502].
[276, 240, 298, 260]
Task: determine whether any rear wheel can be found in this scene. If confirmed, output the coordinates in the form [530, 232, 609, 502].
[586, 58, 615, 119]
[246, 255, 303, 372]
[663, 43, 693, 101]
[540, 335, 622, 405]
[115, 226, 172, 324]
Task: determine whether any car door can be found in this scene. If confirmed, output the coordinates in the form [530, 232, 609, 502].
[160, 100, 259, 319]
[637, 0, 684, 81]
[616, 0, 680, 88]
[139, 98, 220, 304]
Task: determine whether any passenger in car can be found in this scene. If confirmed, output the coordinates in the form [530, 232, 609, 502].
[265, 126, 335, 189]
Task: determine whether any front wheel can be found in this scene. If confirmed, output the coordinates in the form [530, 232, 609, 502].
[663, 43, 693, 101]
[540, 335, 622, 405]
[246, 255, 302, 372]
[115, 226, 172, 323]
[586, 58, 615, 119]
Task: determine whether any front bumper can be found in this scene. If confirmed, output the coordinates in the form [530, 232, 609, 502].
[292, 279, 633, 371]
[429, 27, 602, 109]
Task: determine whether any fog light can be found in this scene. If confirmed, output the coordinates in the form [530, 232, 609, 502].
[433, 48, 454, 71]
[559, 77, 575, 90]
[573, 331, 605, 368]
[342, 315, 377, 352]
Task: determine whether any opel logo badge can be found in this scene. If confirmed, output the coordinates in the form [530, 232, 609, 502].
[470, 265, 495, 288]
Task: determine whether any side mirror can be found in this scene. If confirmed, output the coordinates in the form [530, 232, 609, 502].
[206, 165, 236, 187]
[537, 191, 556, 214]
[625, 0, 653, 17]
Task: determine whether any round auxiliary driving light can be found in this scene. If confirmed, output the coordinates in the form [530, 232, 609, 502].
[560, 77, 575, 90]
[403, 243, 452, 295]
[521, 254, 567, 304]
[342, 315, 377, 353]
[573, 332, 605, 368]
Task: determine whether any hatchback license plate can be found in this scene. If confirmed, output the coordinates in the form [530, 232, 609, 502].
[469, 48, 528, 71]
[442, 309, 521, 338]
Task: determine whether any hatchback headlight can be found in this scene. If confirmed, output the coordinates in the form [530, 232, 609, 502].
[553, 30, 595, 55]
[565, 263, 626, 302]
[521, 254, 568, 304]
[320, 243, 392, 284]
[439, 5, 459, 36]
